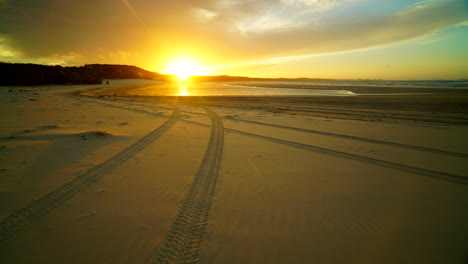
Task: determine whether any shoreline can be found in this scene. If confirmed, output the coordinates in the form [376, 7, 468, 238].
[77, 85, 468, 126]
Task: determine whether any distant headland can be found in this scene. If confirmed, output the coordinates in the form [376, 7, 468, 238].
[0, 62, 335, 86]
[0, 63, 165, 86]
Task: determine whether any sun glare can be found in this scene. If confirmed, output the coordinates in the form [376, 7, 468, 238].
[178, 84, 190, 96]
[165, 58, 205, 80]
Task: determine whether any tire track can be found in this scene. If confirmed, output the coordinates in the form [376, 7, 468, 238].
[226, 117, 468, 158]
[292, 105, 468, 119]
[181, 119, 468, 185]
[83, 98, 467, 158]
[224, 128, 468, 185]
[0, 106, 180, 241]
[76, 96, 205, 119]
[71, 100, 466, 185]
[284, 106, 468, 126]
[153, 107, 224, 264]
[73, 96, 167, 117]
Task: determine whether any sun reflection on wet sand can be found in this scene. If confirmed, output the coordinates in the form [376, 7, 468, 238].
[128, 81, 358, 96]
[178, 84, 190, 96]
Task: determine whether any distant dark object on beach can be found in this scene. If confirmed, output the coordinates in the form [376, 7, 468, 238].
[0, 63, 164, 86]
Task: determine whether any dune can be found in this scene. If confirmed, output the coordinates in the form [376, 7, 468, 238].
[0, 81, 467, 264]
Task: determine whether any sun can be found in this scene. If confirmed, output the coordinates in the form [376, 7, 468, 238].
[165, 58, 205, 80]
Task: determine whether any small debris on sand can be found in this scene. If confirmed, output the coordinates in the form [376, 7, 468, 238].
[73, 212, 96, 220]
[95, 131, 111, 136]
[40, 124, 59, 129]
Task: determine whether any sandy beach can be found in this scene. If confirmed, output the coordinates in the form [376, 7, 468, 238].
[1, 81, 468, 264]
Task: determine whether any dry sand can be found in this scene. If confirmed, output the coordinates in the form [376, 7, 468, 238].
[1, 82, 467, 264]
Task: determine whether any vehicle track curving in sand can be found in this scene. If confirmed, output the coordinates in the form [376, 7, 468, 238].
[73, 96, 168, 117]
[153, 107, 224, 264]
[278, 105, 468, 126]
[79, 99, 466, 185]
[224, 128, 468, 185]
[180, 119, 468, 185]
[0, 106, 180, 241]
[225, 116, 468, 158]
[77, 97, 468, 159]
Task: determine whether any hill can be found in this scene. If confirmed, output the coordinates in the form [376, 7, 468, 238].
[0, 62, 334, 86]
[0, 63, 165, 86]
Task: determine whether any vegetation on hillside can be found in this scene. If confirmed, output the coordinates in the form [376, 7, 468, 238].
[0, 63, 164, 85]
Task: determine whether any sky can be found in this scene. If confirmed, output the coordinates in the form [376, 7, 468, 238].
[0, 0, 467, 79]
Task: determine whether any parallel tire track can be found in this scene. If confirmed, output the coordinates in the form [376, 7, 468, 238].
[289, 105, 468, 122]
[285, 107, 468, 126]
[226, 128, 468, 185]
[154, 107, 224, 264]
[74, 96, 167, 117]
[78, 97, 468, 158]
[71, 100, 466, 185]
[0, 106, 180, 241]
[227, 117, 468, 158]
[181, 119, 468, 185]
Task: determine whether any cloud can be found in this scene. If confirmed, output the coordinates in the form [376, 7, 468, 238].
[0, 35, 21, 62]
[217, 0, 466, 60]
[208, 59, 280, 74]
[281, 0, 349, 11]
[108, 50, 134, 59]
[1, 49, 84, 65]
[0, 0, 465, 70]
[193, 8, 218, 22]
[121, 0, 146, 26]
[225, 0, 359, 34]
[455, 21, 468, 27]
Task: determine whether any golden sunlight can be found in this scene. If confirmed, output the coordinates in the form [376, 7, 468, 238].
[165, 58, 205, 80]
[178, 84, 190, 96]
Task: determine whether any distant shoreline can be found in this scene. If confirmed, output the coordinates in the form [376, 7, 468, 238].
[1, 62, 467, 86]
[75, 83, 468, 126]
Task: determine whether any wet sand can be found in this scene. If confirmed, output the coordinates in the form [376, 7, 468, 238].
[84, 83, 468, 126]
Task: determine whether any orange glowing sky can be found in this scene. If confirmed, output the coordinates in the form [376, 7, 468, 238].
[0, 0, 467, 79]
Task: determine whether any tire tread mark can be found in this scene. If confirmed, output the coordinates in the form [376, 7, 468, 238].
[227, 117, 468, 158]
[181, 119, 467, 185]
[65, 101, 466, 185]
[153, 107, 224, 264]
[75, 96, 167, 117]
[0, 106, 180, 241]
[286, 108, 468, 125]
[289, 105, 468, 121]
[226, 128, 468, 185]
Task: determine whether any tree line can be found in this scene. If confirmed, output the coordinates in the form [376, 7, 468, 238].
[0, 63, 163, 86]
